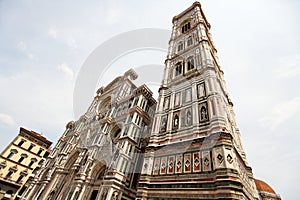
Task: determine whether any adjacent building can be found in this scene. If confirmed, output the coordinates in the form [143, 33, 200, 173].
[0, 127, 52, 200]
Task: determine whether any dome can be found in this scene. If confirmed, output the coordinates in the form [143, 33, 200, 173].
[254, 179, 276, 194]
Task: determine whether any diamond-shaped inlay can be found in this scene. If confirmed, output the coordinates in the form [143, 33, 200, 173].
[169, 161, 173, 168]
[185, 159, 191, 167]
[217, 154, 223, 163]
[161, 162, 166, 169]
[143, 163, 148, 169]
[154, 163, 159, 170]
[204, 157, 209, 166]
[194, 158, 200, 166]
[227, 154, 233, 164]
[177, 160, 182, 167]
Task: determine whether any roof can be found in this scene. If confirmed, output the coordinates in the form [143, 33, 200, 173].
[254, 179, 276, 194]
[20, 127, 52, 146]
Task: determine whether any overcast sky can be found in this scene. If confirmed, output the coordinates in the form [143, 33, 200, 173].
[0, 0, 299, 199]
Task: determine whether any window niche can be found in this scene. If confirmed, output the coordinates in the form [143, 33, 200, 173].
[184, 107, 193, 127]
[173, 112, 180, 130]
[184, 88, 192, 103]
[160, 115, 168, 133]
[163, 96, 170, 110]
[174, 92, 181, 107]
[197, 82, 206, 98]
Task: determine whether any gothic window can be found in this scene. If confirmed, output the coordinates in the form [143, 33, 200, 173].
[160, 115, 168, 133]
[187, 37, 193, 46]
[173, 113, 179, 129]
[175, 63, 183, 77]
[187, 57, 195, 71]
[177, 42, 184, 52]
[181, 22, 191, 33]
[200, 104, 209, 122]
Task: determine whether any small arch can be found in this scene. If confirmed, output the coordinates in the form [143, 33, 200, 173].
[64, 151, 80, 169]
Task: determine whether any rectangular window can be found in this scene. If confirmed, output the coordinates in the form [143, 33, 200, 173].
[28, 144, 34, 151]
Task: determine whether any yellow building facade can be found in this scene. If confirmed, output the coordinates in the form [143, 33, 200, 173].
[0, 127, 52, 200]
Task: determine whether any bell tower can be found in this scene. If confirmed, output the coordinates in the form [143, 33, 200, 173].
[137, 2, 259, 199]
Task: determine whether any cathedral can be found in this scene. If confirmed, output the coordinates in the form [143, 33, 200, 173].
[20, 2, 281, 200]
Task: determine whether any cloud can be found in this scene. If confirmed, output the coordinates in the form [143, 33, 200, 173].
[57, 63, 74, 79]
[47, 27, 78, 50]
[66, 38, 78, 49]
[17, 41, 27, 51]
[16, 41, 36, 60]
[48, 27, 58, 39]
[0, 113, 14, 126]
[275, 54, 300, 78]
[105, 7, 121, 25]
[259, 97, 300, 130]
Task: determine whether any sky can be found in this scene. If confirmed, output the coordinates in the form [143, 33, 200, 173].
[0, 0, 299, 199]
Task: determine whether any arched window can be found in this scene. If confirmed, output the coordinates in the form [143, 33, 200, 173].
[175, 63, 183, 76]
[187, 57, 195, 71]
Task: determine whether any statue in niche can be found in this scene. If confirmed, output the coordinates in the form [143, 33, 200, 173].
[173, 114, 179, 129]
[160, 116, 167, 133]
[200, 106, 208, 121]
[197, 83, 205, 98]
[186, 109, 192, 126]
